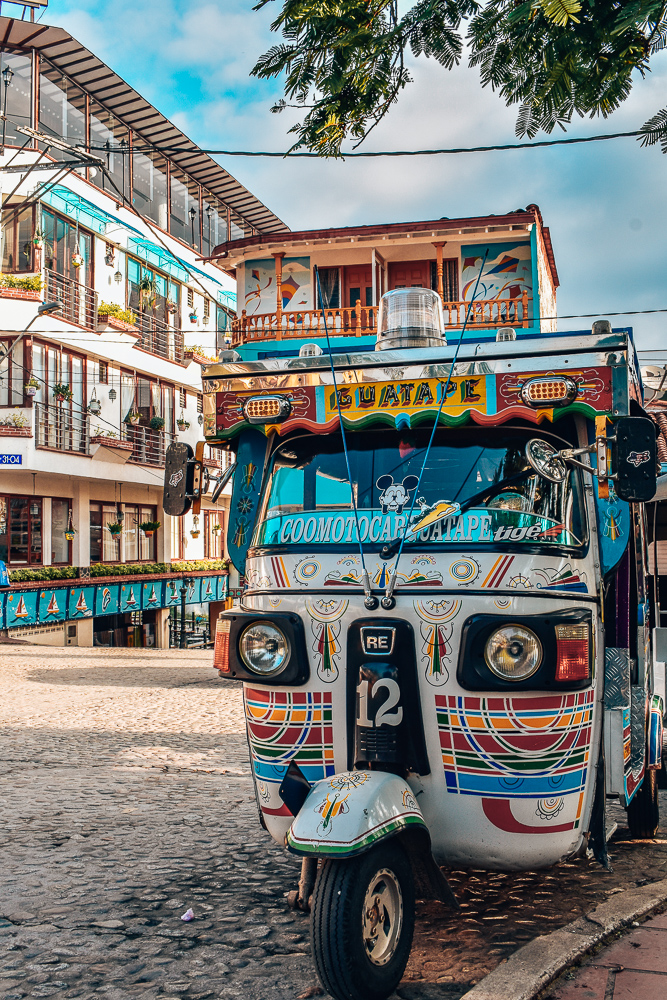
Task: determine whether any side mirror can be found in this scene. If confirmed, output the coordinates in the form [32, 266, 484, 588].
[163, 442, 195, 516]
[211, 461, 236, 503]
[611, 416, 657, 502]
[525, 439, 567, 483]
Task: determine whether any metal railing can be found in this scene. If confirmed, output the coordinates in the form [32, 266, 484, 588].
[122, 424, 175, 467]
[44, 269, 97, 329]
[134, 312, 184, 363]
[35, 402, 90, 455]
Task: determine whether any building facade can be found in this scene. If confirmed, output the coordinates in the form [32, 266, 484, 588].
[208, 208, 558, 360]
[0, 11, 286, 646]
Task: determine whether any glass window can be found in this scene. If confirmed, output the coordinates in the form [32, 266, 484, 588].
[0, 339, 24, 407]
[201, 196, 228, 256]
[205, 510, 223, 558]
[230, 212, 246, 241]
[42, 208, 93, 285]
[170, 169, 200, 246]
[1, 205, 34, 273]
[39, 60, 86, 161]
[51, 498, 71, 564]
[90, 502, 121, 563]
[132, 150, 168, 228]
[317, 268, 340, 309]
[89, 100, 130, 200]
[0, 52, 32, 146]
[255, 429, 586, 550]
[4, 496, 41, 565]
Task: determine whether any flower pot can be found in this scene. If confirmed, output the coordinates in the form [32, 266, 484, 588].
[108, 527, 122, 536]
[55, 394, 66, 403]
[32, 237, 43, 247]
[71, 253, 84, 268]
[143, 529, 155, 537]
[64, 531, 75, 542]
[189, 313, 198, 324]
[25, 385, 37, 397]
[190, 530, 200, 538]
[177, 421, 190, 431]
[127, 415, 140, 426]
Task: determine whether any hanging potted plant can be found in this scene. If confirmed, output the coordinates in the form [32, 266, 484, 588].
[190, 515, 200, 538]
[52, 383, 73, 403]
[139, 519, 161, 537]
[189, 310, 198, 324]
[24, 376, 40, 397]
[212, 522, 221, 534]
[64, 511, 77, 543]
[87, 388, 102, 416]
[32, 227, 46, 248]
[177, 412, 190, 431]
[107, 521, 123, 536]
[71, 251, 85, 268]
[125, 410, 141, 426]
[139, 274, 157, 309]
[166, 299, 177, 315]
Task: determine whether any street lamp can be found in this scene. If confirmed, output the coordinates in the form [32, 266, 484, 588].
[189, 206, 197, 248]
[1, 64, 14, 152]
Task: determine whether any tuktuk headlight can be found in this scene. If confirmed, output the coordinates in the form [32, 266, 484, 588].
[239, 622, 290, 676]
[484, 625, 542, 681]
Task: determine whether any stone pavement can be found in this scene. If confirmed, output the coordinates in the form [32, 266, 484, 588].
[0, 644, 666, 1000]
[545, 910, 667, 1000]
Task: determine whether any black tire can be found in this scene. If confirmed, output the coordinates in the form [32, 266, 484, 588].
[627, 767, 660, 838]
[310, 841, 415, 1000]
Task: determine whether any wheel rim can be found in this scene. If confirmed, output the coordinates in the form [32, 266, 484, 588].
[361, 867, 404, 967]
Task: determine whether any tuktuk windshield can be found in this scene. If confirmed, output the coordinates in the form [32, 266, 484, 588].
[253, 429, 585, 549]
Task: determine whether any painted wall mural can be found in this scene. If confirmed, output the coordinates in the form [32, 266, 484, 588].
[461, 242, 532, 304]
[244, 257, 312, 316]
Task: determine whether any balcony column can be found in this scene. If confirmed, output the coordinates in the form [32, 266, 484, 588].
[272, 252, 285, 340]
[433, 242, 447, 303]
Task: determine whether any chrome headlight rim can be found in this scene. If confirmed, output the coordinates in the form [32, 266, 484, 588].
[239, 620, 291, 677]
[484, 624, 543, 682]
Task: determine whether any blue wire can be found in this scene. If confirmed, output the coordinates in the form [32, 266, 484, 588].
[314, 266, 370, 582]
[388, 249, 490, 587]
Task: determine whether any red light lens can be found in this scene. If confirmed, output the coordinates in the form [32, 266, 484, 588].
[214, 618, 231, 674]
[555, 624, 590, 682]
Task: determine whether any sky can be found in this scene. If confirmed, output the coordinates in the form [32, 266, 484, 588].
[22, 0, 667, 356]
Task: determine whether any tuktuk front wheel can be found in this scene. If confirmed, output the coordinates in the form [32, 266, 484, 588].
[627, 767, 660, 838]
[310, 841, 415, 1000]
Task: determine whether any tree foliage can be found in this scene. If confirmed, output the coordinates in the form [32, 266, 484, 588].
[250, 1, 667, 156]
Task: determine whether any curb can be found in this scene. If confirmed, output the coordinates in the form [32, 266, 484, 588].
[458, 876, 667, 1000]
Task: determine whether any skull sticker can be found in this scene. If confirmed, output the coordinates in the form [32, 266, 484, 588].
[376, 474, 420, 514]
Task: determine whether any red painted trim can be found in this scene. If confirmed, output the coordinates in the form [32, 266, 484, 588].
[262, 803, 292, 817]
[482, 798, 575, 834]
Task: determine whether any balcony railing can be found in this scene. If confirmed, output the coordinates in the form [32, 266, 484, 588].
[231, 291, 531, 346]
[134, 313, 184, 364]
[44, 269, 97, 329]
[122, 425, 174, 467]
[35, 402, 90, 455]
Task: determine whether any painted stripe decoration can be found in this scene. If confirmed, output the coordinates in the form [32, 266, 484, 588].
[270, 556, 291, 588]
[482, 554, 515, 588]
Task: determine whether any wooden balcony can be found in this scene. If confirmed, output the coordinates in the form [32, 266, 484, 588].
[231, 291, 530, 346]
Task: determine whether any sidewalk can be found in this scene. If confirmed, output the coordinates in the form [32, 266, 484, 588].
[548, 911, 667, 999]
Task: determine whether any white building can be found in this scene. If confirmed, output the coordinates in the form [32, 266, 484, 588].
[0, 8, 287, 646]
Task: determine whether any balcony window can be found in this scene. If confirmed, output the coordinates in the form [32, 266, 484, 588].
[132, 150, 168, 228]
[201, 196, 228, 256]
[0, 52, 32, 147]
[89, 100, 130, 201]
[42, 208, 93, 285]
[0, 496, 42, 566]
[230, 212, 246, 241]
[1, 205, 34, 273]
[170, 169, 200, 246]
[39, 60, 86, 161]
[124, 504, 158, 562]
[0, 339, 24, 407]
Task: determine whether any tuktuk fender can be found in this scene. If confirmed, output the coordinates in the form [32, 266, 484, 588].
[286, 769, 458, 907]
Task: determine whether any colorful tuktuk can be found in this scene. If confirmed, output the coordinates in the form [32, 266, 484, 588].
[164, 289, 665, 1000]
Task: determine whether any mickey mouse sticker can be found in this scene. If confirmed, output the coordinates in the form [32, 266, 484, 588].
[376, 474, 420, 514]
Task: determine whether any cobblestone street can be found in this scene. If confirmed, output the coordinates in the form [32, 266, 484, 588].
[1, 645, 666, 1000]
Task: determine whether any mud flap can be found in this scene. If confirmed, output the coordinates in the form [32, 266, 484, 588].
[588, 736, 611, 870]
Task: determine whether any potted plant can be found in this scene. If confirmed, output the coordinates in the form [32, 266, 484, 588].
[125, 410, 141, 426]
[107, 522, 123, 536]
[190, 514, 200, 538]
[166, 299, 177, 314]
[52, 383, 73, 403]
[149, 415, 165, 431]
[190, 528, 201, 538]
[64, 526, 77, 542]
[139, 274, 157, 308]
[71, 251, 84, 268]
[139, 519, 161, 537]
[24, 376, 40, 397]
[32, 227, 46, 248]
[212, 522, 221, 534]
[177, 414, 190, 431]
[189, 310, 198, 324]
[220, 558, 230, 575]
